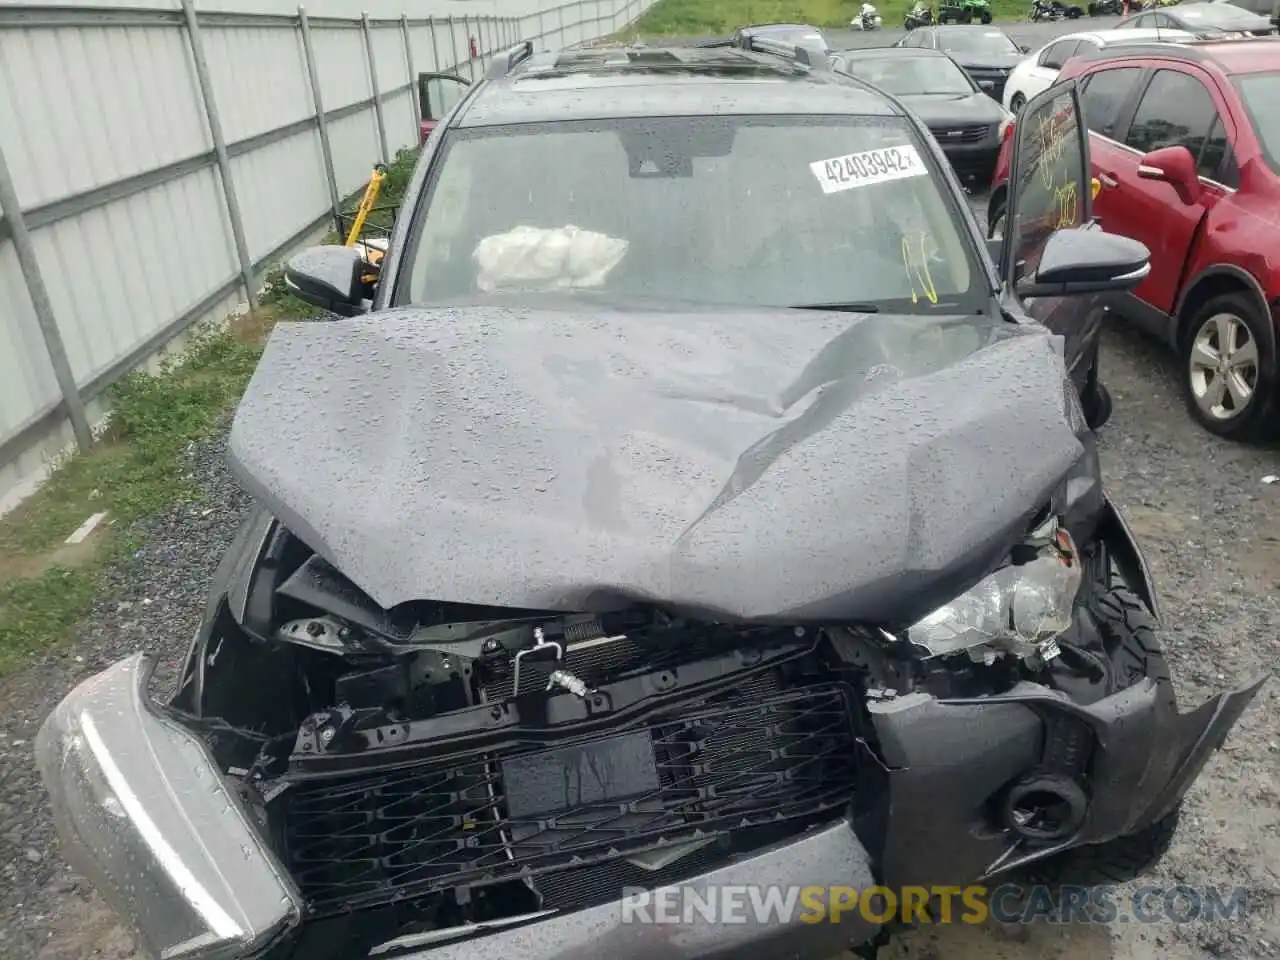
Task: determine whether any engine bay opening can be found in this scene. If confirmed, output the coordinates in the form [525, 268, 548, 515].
[168, 517, 1136, 958]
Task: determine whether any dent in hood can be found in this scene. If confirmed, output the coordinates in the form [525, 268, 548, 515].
[227, 305, 1086, 623]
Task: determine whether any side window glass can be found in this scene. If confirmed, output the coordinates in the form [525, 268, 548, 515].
[1218, 147, 1240, 189]
[1200, 117, 1237, 185]
[1009, 84, 1089, 282]
[1079, 66, 1143, 137]
[1042, 40, 1080, 70]
[1125, 69, 1220, 167]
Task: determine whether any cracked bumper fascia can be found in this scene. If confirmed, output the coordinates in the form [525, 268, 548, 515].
[868, 671, 1268, 888]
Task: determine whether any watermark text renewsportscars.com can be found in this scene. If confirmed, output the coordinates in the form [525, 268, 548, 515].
[619, 884, 1251, 926]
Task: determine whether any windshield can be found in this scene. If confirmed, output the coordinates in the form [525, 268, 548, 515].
[1233, 71, 1280, 174]
[398, 116, 982, 313]
[840, 55, 976, 95]
[938, 30, 1020, 55]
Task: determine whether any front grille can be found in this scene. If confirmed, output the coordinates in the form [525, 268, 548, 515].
[932, 123, 990, 144]
[277, 679, 861, 916]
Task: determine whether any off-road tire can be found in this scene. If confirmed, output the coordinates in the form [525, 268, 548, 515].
[1179, 291, 1278, 441]
[1019, 583, 1181, 887]
[980, 9, 993, 21]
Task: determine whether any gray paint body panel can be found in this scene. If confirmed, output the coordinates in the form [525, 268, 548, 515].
[228, 305, 1084, 621]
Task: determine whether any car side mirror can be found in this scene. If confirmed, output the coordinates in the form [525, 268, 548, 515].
[1137, 144, 1202, 205]
[1015, 226, 1151, 298]
[1019, 43, 1031, 52]
[284, 245, 370, 317]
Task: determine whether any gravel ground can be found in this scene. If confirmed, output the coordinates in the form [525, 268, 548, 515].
[0, 194, 1277, 959]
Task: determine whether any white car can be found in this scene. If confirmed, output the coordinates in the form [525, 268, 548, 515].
[1001, 27, 1196, 112]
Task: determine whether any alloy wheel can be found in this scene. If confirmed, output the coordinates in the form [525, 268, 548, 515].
[1188, 312, 1259, 421]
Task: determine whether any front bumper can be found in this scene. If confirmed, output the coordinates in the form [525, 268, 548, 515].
[936, 140, 1000, 184]
[36, 648, 1265, 960]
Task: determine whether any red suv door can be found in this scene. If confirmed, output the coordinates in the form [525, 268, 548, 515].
[1084, 62, 1238, 318]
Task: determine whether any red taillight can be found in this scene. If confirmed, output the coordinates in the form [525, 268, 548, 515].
[999, 116, 1015, 143]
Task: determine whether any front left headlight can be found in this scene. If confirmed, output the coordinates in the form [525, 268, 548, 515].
[34, 654, 301, 960]
[906, 519, 1082, 664]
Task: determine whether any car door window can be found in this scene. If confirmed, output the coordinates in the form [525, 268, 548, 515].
[1040, 39, 1080, 70]
[1006, 82, 1090, 283]
[1124, 69, 1224, 178]
[1079, 66, 1143, 138]
[1199, 116, 1238, 186]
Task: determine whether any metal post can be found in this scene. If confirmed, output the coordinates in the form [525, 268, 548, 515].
[429, 16, 442, 74]
[181, 0, 257, 307]
[401, 13, 418, 136]
[463, 16, 475, 80]
[299, 6, 341, 227]
[0, 143, 93, 451]
[558, 3, 566, 46]
[361, 12, 390, 165]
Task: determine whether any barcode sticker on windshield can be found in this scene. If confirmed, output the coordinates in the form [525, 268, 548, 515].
[810, 144, 927, 194]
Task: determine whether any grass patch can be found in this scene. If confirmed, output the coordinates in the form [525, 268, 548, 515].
[619, 0, 1024, 34]
[0, 148, 421, 677]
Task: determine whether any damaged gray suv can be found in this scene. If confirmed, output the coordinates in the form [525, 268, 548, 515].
[36, 40, 1266, 960]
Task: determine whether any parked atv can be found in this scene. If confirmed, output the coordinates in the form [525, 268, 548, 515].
[938, 0, 993, 21]
[1030, 0, 1082, 18]
[904, 1, 936, 26]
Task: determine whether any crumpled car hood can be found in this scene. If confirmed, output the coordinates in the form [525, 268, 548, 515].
[227, 304, 1086, 623]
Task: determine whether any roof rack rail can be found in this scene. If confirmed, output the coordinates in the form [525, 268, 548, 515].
[746, 35, 827, 67]
[486, 40, 534, 79]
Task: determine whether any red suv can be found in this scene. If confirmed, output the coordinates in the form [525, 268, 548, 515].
[988, 38, 1280, 439]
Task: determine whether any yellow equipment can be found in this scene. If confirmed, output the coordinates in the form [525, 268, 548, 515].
[345, 163, 389, 267]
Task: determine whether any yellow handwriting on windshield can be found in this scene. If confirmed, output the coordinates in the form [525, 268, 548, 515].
[901, 232, 938, 305]
[1036, 108, 1069, 191]
[1054, 180, 1079, 229]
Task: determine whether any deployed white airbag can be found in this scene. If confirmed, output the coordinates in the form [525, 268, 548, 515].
[473, 224, 629, 292]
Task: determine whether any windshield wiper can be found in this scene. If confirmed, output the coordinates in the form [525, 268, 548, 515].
[789, 302, 880, 313]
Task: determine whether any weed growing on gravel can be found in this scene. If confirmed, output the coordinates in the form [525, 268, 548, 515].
[0, 320, 270, 675]
[0, 150, 423, 676]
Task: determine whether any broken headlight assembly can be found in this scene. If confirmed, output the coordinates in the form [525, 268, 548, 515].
[33, 654, 301, 960]
[905, 518, 1082, 664]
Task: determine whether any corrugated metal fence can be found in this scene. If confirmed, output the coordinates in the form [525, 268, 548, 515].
[0, 0, 653, 506]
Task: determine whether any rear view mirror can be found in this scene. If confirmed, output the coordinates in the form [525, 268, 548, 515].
[1020, 43, 1031, 52]
[1015, 226, 1151, 298]
[284, 246, 370, 317]
[1137, 144, 1202, 205]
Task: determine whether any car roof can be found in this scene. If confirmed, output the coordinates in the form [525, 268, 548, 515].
[1076, 35, 1280, 73]
[834, 46, 952, 58]
[1085, 26, 1198, 41]
[737, 22, 824, 34]
[455, 45, 903, 127]
[933, 23, 1014, 33]
[1041, 26, 1200, 47]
